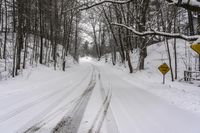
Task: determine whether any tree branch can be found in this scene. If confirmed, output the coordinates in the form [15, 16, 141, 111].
[166, 0, 200, 12]
[79, 0, 133, 11]
[63, 0, 132, 13]
[111, 23, 200, 42]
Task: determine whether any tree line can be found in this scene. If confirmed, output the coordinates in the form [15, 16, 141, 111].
[0, 0, 199, 81]
[80, 0, 200, 82]
[0, 0, 82, 78]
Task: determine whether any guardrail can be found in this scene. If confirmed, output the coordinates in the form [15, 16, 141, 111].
[184, 71, 200, 81]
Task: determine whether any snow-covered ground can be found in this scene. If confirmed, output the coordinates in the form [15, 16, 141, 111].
[0, 39, 200, 133]
[104, 39, 200, 116]
[79, 60, 200, 133]
[0, 63, 94, 133]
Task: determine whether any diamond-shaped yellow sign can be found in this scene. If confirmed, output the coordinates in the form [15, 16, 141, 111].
[190, 43, 200, 55]
[158, 63, 170, 75]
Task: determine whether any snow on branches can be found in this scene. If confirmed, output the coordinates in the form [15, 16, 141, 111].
[79, 0, 132, 11]
[166, 0, 200, 11]
[112, 23, 200, 42]
[63, 0, 132, 13]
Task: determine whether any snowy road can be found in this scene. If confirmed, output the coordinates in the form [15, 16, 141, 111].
[85, 62, 200, 133]
[0, 61, 200, 133]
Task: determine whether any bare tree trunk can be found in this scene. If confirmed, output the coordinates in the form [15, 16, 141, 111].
[12, 33, 16, 77]
[16, 0, 24, 75]
[53, 0, 58, 70]
[138, 0, 149, 70]
[12, 0, 16, 32]
[3, 0, 7, 71]
[23, 34, 28, 69]
[174, 38, 177, 79]
[126, 3, 133, 73]
[198, 14, 200, 71]
[44, 38, 49, 65]
[0, 0, 2, 31]
[1, 2, 3, 32]
[39, 0, 43, 64]
[74, 13, 79, 62]
[112, 45, 116, 65]
[115, 6, 125, 63]
[166, 39, 174, 81]
[126, 50, 133, 73]
[187, 10, 194, 36]
[174, 8, 178, 79]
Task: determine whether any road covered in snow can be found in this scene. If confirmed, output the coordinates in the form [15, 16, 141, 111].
[0, 60, 200, 133]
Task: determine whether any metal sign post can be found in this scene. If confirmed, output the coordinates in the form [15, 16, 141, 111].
[163, 74, 165, 84]
[191, 43, 200, 71]
[158, 63, 170, 84]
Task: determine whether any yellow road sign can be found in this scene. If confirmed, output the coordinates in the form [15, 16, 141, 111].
[190, 43, 200, 55]
[158, 63, 170, 75]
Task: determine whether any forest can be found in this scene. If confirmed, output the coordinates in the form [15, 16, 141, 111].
[0, 0, 199, 79]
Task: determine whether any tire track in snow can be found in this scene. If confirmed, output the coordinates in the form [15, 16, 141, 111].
[0, 66, 91, 110]
[20, 66, 94, 133]
[88, 86, 112, 133]
[22, 97, 79, 133]
[90, 68, 119, 133]
[52, 67, 96, 133]
[0, 66, 92, 124]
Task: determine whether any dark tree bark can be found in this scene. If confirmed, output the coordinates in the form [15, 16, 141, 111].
[3, 0, 7, 60]
[138, 0, 150, 70]
[39, 0, 43, 64]
[16, 0, 24, 75]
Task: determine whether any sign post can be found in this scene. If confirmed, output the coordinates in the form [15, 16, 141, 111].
[158, 63, 170, 84]
[190, 43, 200, 71]
[163, 74, 165, 84]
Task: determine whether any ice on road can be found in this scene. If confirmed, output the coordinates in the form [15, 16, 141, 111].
[0, 61, 200, 133]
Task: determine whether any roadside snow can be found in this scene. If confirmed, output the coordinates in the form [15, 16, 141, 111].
[86, 61, 200, 133]
[0, 63, 93, 133]
[0, 38, 200, 133]
[103, 39, 200, 117]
